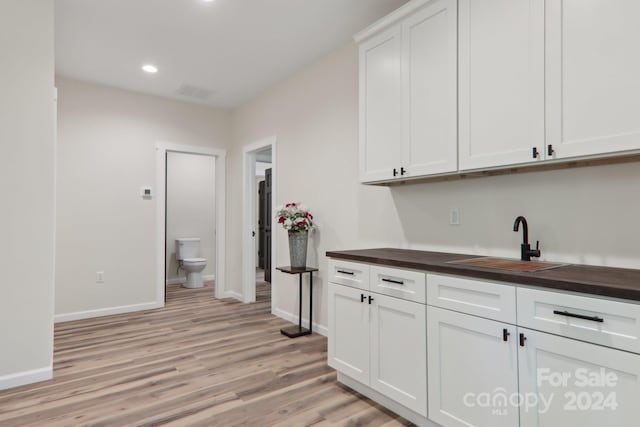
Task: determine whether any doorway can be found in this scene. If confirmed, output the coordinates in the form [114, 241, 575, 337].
[257, 165, 272, 281]
[156, 142, 227, 306]
[243, 136, 276, 304]
[165, 152, 216, 299]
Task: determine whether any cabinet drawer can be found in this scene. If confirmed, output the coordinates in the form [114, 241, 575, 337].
[328, 259, 369, 290]
[370, 265, 425, 303]
[517, 287, 640, 354]
[426, 274, 516, 324]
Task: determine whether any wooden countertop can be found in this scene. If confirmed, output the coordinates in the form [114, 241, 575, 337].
[326, 248, 640, 302]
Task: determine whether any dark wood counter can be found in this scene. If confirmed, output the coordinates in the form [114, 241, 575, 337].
[326, 248, 640, 302]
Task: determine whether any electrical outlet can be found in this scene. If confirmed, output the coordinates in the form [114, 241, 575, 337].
[96, 271, 105, 283]
[140, 187, 152, 199]
[449, 208, 460, 225]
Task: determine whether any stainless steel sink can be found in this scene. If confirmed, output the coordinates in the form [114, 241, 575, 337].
[447, 257, 567, 272]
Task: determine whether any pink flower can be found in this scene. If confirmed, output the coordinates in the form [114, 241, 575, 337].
[278, 217, 285, 223]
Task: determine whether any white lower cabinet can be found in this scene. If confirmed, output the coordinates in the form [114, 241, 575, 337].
[371, 291, 427, 415]
[427, 274, 640, 427]
[328, 283, 370, 383]
[328, 282, 427, 417]
[518, 327, 640, 427]
[330, 260, 640, 427]
[427, 306, 519, 427]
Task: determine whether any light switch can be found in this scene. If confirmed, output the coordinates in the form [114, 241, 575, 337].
[141, 187, 153, 199]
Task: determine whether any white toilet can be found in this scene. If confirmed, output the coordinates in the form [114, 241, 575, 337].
[175, 238, 207, 289]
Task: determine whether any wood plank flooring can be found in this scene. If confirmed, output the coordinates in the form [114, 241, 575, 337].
[0, 279, 411, 426]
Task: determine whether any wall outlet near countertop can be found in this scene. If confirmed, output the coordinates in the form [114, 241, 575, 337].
[96, 271, 104, 284]
[449, 208, 460, 225]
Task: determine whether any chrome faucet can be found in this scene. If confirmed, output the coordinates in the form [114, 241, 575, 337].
[513, 216, 541, 261]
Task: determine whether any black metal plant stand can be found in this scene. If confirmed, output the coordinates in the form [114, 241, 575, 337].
[276, 266, 318, 338]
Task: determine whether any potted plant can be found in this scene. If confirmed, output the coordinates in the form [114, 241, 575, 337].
[276, 202, 314, 268]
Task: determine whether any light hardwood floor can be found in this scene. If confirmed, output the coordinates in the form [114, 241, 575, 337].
[0, 279, 411, 426]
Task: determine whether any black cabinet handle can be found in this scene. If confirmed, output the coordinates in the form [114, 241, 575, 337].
[400, 167, 407, 176]
[393, 168, 399, 177]
[381, 278, 404, 285]
[360, 294, 366, 303]
[368, 295, 374, 304]
[503, 328, 510, 342]
[553, 310, 604, 323]
[548, 144, 555, 156]
[519, 333, 527, 347]
[532, 147, 540, 158]
[337, 270, 354, 276]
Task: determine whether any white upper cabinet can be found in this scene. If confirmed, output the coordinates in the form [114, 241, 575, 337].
[358, 0, 458, 183]
[458, 0, 545, 171]
[401, 0, 458, 178]
[546, 0, 640, 160]
[358, 0, 640, 182]
[359, 26, 403, 183]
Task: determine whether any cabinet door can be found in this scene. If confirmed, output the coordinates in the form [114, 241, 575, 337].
[328, 283, 370, 384]
[370, 293, 427, 416]
[519, 328, 640, 427]
[427, 306, 519, 427]
[402, 0, 457, 177]
[359, 26, 403, 183]
[459, 0, 544, 170]
[546, 0, 640, 160]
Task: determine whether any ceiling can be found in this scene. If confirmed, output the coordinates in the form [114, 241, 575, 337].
[55, 0, 407, 108]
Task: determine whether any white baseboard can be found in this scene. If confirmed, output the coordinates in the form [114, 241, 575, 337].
[0, 366, 52, 391]
[55, 301, 163, 323]
[166, 274, 215, 286]
[273, 308, 328, 337]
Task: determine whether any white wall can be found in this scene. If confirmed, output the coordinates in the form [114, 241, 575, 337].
[55, 77, 230, 320]
[230, 44, 404, 334]
[230, 42, 640, 334]
[166, 152, 216, 283]
[0, 0, 55, 389]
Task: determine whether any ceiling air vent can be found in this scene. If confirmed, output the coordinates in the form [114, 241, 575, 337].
[176, 84, 215, 101]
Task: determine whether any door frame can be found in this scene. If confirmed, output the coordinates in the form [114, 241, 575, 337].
[155, 142, 227, 304]
[242, 136, 277, 304]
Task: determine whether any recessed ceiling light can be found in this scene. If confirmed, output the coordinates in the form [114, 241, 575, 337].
[142, 64, 158, 74]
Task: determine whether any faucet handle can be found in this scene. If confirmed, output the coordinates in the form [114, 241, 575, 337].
[533, 240, 541, 258]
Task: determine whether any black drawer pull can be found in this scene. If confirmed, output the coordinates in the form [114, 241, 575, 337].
[368, 295, 374, 304]
[337, 270, 354, 276]
[519, 333, 527, 347]
[553, 310, 604, 323]
[360, 294, 366, 303]
[503, 328, 510, 342]
[381, 278, 404, 285]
